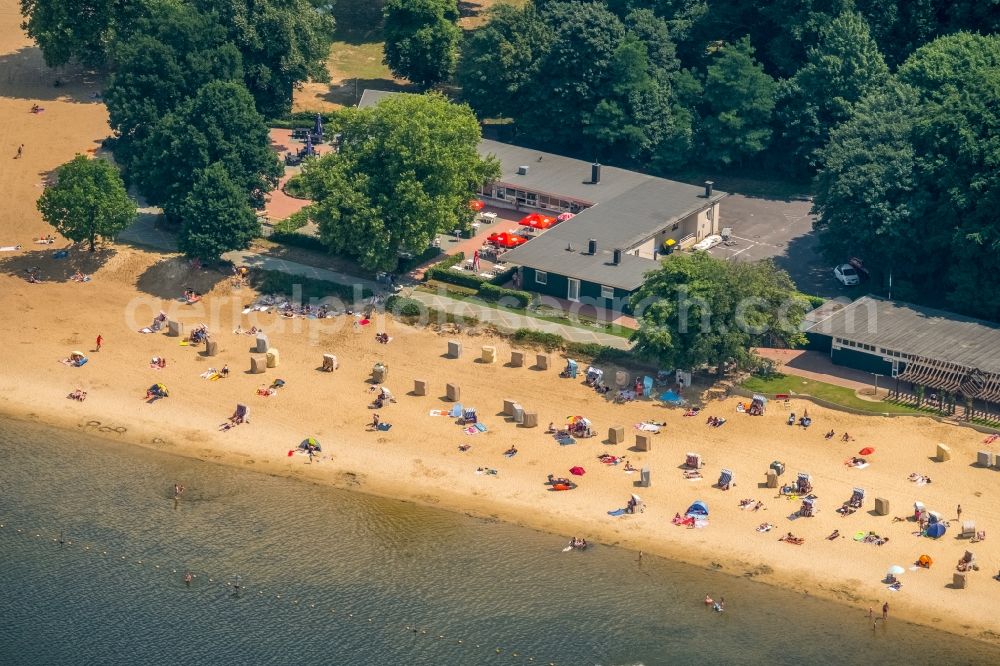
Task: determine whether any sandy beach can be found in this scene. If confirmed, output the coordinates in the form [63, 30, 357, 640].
[1, 1, 999, 646]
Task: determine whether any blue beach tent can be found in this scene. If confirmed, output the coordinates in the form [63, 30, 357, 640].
[686, 500, 709, 517]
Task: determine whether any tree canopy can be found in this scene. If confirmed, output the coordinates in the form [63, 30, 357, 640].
[382, 0, 460, 89]
[37, 155, 137, 251]
[104, 1, 244, 168]
[133, 80, 281, 211]
[813, 33, 1000, 319]
[194, 0, 335, 117]
[19, 0, 135, 68]
[774, 11, 889, 172]
[301, 93, 500, 272]
[630, 252, 807, 372]
[176, 162, 259, 261]
[699, 36, 776, 167]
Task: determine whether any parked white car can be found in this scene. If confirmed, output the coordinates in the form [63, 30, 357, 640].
[692, 234, 723, 251]
[834, 264, 860, 286]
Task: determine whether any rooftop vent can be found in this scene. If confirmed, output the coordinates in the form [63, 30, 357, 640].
[517, 165, 529, 175]
[704, 180, 714, 198]
[613, 248, 623, 265]
[566, 242, 574, 252]
[588, 238, 597, 255]
[591, 163, 601, 184]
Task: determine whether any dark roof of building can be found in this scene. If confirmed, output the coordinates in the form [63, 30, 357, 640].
[506, 239, 660, 291]
[478, 139, 648, 205]
[357, 89, 413, 109]
[805, 296, 1000, 373]
[356, 90, 727, 289]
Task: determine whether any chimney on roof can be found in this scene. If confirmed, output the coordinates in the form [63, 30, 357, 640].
[588, 238, 597, 255]
[517, 165, 529, 175]
[613, 248, 622, 265]
[591, 162, 601, 184]
[704, 180, 714, 198]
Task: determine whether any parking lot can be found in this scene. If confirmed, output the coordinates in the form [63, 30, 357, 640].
[706, 193, 850, 298]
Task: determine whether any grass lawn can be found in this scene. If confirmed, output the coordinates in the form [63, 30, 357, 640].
[742, 374, 928, 415]
[417, 282, 634, 339]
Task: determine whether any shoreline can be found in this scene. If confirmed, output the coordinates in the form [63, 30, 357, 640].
[2, 330, 998, 647]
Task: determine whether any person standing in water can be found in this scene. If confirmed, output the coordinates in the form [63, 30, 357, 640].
[184, 572, 193, 587]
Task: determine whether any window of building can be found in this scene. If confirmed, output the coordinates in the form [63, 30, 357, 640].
[535, 270, 547, 285]
[601, 285, 614, 300]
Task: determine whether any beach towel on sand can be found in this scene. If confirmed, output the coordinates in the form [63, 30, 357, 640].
[607, 509, 627, 517]
[429, 409, 448, 416]
[138, 327, 154, 334]
[376, 423, 391, 431]
[634, 423, 661, 433]
[0, 245, 21, 252]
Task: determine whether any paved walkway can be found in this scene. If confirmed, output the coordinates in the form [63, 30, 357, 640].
[754, 348, 875, 391]
[407, 289, 632, 349]
[119, 213, 628, 345]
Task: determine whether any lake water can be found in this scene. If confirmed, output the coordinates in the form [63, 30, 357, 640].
[0, 418, 996, 665]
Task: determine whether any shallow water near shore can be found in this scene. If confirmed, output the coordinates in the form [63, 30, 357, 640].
[0, 418, 996, 665]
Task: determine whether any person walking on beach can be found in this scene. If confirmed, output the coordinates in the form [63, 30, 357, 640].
[95, 334, 103, 352]
[882, 601, 889, 621]
[15, 144, 23, 159]
[957, 504, 962, 521]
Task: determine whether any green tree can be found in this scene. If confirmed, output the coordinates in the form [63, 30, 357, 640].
[37, 155, 137, 251]
[301, 93, 499, 271]
[383, 0, 460, 89]
[630, 253, 807, 373]
[699, 36, 776, 167]
[775, 11, 889, 172]
[813, 33, 1000, 317]
[195, 0, 335, 117]
[133, 80, 281, 210]
[19, 0, 136, 68]
[104, 2, 244, 169]
[457, 3, 552, 122]
[175, 163, 259, 261]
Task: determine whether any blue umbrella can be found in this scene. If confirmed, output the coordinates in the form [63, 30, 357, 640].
[925, 522, 947, 539]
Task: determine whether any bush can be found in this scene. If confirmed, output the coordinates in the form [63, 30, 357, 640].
[385, 295, 423, 317]
[512, 328, 564, 350]
[269, 231, 329, 253]
[282, 176, 310, 199]
[796, 292, 826, 309]
[565, 342, 634, 364]
[489, 265, 518, 285]
[397, 245, 442, 272]
[478, 282, 531, 308]
[271, 208, 311, 235]
[267, 111, 340, 129]
[251, 269, 371, 302]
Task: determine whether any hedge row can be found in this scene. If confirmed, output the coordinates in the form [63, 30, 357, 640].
[385, 295, 422, 317]
[251, 269, 371, 301]
[268, 231, 328, 253]
[478, 282, 531, 308]
[511, 329, 564, 350]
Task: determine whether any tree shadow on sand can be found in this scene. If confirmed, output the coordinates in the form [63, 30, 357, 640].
[0, 244, 117, 283]
[0, 46, 105, 103]
[133, 256, 227, 300]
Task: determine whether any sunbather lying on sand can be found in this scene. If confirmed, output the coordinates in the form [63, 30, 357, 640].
[67, 389, 87, 401]
[779, 533, 805, 545]
[826, 530, 840, 540]
[683, 470, 702, 479]
[756, 523, 775, 533]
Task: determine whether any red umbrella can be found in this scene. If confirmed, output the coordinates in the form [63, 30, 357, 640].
[570, 466, 586, 476]
[858, 447, 875, 456]
[519, 213, 556, 230]
[488, 232, 527, 248]
[469, 200, 485, 211]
